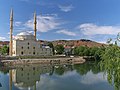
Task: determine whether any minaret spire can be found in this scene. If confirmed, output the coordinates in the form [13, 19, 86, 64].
[34, 11, 37, 40]
[9, 9, 13, 56]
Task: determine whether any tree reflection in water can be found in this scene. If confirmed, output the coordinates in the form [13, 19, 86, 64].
[0, 61, 106, 90]
[74, 61, 102, 75]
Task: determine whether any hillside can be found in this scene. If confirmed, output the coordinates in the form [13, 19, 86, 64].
[39, 39, 106, 47]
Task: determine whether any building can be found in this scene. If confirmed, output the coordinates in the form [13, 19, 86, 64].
[9, 9, 53, 56]
[64, 45, 74, 56]
[12, 32, 53, 56]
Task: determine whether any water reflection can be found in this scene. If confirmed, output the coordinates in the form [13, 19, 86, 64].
[10, 64, 53, 90]
[0, 61, 114, 90]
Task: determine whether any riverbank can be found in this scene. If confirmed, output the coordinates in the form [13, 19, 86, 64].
[1, 56, 85, 67]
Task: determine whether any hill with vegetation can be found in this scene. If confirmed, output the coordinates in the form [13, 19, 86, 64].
[39, 39, 106, 47]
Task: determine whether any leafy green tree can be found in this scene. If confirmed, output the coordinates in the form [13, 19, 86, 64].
[83, 46, 90, 56]
[89, 47, 98, 56]
[48, 42, 55, 55]
[55, 45, 64, 54]
[74, 46, 105, 60]
[74, 46, 86, 56]
[100, 45, 120, 90]
[0, 45, 9, 55]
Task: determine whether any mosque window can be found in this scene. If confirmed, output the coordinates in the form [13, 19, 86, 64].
[33, 67, 35, 70]
[28, 42, 29, 45]
[33, 52, 35, 55]
[33, 47, 35, 49]
[21, 46, 23, 49]
[28, 47, 29, 49]
[21, 51, 23, 55]
[21, 68, 23, 71]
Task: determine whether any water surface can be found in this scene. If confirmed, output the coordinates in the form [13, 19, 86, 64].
[0, 61, 114, 90]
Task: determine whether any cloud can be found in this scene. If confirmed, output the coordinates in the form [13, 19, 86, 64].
[58, 5, 74, 12]
[56, 29, 76, 36]
[0, 37, 6, 41]
[80, 71, 107, 85]
[78, 23, 120, 35]
[14, 21, 22, 27]
[25, 14, 62, 32]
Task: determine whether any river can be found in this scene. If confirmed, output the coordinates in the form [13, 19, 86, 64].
[0, 61, 114, 90]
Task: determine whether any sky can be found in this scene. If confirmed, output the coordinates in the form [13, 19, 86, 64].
[0, 0, 120, 43]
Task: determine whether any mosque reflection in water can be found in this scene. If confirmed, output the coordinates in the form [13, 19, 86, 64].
[9, 63, 74, 90]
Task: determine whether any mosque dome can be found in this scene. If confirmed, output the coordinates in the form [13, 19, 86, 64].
[15, 32, 35, 40]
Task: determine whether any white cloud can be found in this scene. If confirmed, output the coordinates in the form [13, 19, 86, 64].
[25, 14, 61, 32]
[15, 21, 22, 27]
[99, 41, 107, 44]
[58, 5, 74, 12]
[78, 23, 120, 35]
[27, 30, 34, 33]
[0, 37, 6, 41]
[56, 29, 76, 36]
[80, 71, 107, 85]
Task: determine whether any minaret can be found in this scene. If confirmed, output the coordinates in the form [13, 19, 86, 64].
[9, 9, 13, 56]
[34, 11, 37, 40]
[9, 70, 12, 90]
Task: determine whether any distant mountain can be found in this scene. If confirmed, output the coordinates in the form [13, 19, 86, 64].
[39, 39, 106, 48]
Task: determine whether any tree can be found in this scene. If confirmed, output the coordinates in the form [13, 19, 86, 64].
[48, 42, 55, 55]
[0, 45, 9, 55]
[100, 45, 120, 90]
[74, 46, 86, 56]
[55, 45, 64, 54]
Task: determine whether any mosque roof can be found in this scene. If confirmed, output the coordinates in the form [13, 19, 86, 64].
[15, 31, 35, 40]
[17, 32, 33, 36]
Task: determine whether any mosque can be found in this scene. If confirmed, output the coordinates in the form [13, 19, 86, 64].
[9, 9, 53, 56]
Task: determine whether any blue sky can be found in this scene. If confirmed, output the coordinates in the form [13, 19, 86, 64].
[0, 0, 120, 43]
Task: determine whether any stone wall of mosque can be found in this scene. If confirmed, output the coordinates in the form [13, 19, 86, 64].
[12, 39, 53, 56]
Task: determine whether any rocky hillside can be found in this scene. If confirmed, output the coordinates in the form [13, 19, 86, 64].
[39, 39, 106, 47]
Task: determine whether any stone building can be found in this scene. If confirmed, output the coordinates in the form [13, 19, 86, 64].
[12, 32, 53, 56]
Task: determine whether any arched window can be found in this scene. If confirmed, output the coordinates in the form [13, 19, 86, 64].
[33, 47, 35, 49]
[28, 42, 29, 45]
[33, 52, 35, 55]
[21, 51, 23, 55]
[33, 67, 35, 70]
[21, 68, 23, 71]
